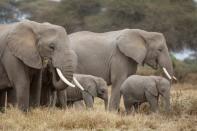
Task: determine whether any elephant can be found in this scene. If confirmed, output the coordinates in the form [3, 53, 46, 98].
[0, 20, 82, 111]
[50, 67, 108, 109]
[68, 29, 176, 111]
[120, 75, 171, 114]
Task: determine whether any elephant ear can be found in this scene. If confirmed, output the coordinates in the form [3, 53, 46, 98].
[117, 29, 147, 65]
[7, 21, 42, 69]
[145, 82, 158, 97]
[86, 79, 97, 97]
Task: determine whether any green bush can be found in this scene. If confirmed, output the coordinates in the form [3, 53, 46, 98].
[171, 54, 197, 82]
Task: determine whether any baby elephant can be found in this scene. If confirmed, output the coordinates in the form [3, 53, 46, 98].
[51, 68, 108, 109]
[120, 75, 171, 114]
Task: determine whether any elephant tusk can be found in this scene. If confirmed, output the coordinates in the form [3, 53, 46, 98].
[162, 67, 172, 80]
[73, 77, 84, 91]
[173, 76, 177, 81]
[56, 68, 75, 88]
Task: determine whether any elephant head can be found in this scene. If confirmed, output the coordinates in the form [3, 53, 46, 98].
[117, 29, 176, 80]
[146, 76, 171, 112]
[78, 75, 108, 110]
[7, 20, 78, 89]
[94, 77, 108, 110]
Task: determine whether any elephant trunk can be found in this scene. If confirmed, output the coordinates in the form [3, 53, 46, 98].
[162, 93, 171, 112]
[104, 98, 108, 110]
[57, 90, 67, 108]
[158, 49, 174, 80]
[103, 95, 108, 110]
[52, 50, 76, 89]
[51, 68, 66, 90]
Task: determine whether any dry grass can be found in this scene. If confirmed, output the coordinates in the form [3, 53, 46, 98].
[0, 83, 197, 131]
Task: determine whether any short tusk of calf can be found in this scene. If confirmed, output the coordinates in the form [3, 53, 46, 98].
[56, 68, 75, 88]
[73, 77, 84, 91]
[162, 67, 172, 80]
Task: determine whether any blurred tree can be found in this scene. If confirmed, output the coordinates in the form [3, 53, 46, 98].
[50, 0, 101, 32]
[95, 0, 197, 51]
[0, 0, 19, 23]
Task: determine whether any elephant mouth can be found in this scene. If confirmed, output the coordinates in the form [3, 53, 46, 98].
[153, 64, 158, 69]
[146, 62, 158, 69]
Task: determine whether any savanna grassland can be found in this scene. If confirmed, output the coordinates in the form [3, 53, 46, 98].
[0, 0, 197, 130]
[0, 83, 196, 131]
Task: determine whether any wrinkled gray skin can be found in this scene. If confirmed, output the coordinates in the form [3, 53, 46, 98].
[69, 29, 174, 111]
[51, 69, 108, 109]
[40, 52, 78, 107]
[120, 75, 171, 114]
[0, 20, 75, 111]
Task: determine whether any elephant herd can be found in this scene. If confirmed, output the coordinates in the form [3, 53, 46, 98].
[0, 20, 177, 113]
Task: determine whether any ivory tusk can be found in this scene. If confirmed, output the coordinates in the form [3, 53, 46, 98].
[73, 77, 84, 91]
[162, 67, 172, 80]
[56, 68, 75, 88]
[173, 76, 177, 81]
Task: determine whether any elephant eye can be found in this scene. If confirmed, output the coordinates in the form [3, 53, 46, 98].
[49, 43, 55, 50]
[101, 90, 105, 93]
[158, 48, 162, 52]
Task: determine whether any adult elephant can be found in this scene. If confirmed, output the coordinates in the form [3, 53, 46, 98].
[0, 20, 79, 111]
[69, 29, 176, 111]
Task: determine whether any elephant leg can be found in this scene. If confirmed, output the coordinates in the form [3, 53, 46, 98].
[67, 101, 73, 108]
[57, 90, 67, 108]
[162, 93, 171, 112]
[49, 91, 57, 107]
[30, 70, 42, 107]
[14, 78, 30, 111]
[7, 88, 17, 107]
[82, 92, 94, 108]
[109, 75, 127, 111]
[0, 91, 6, 112]
[11, 78, 30, 111]
[145, 92, 158, 113]
[133, 102, 140, 112]
[109, 54, 136, 111]
[123, 98, 133, 115]
[109, 87, 121, 111]
[40, 85, 52, 106]
[2, 50, 30, 111]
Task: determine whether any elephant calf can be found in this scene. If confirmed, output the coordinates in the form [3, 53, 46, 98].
[120, 75, 171, 114]
[51, 68, 108, 109]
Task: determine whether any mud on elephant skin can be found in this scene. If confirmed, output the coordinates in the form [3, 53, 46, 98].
[51, 72, 108, 110]
[0, 20, 77, 111]
[120, 75, 171, 114]
[69, 29, 176, 111]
